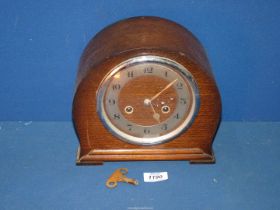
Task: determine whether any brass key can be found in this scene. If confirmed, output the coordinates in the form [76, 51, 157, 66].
[106, 168, 138, 188]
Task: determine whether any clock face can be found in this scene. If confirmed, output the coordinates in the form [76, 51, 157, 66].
[97, 56, 199, 145]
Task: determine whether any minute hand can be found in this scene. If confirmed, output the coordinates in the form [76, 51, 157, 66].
[150, 79, 178, 102]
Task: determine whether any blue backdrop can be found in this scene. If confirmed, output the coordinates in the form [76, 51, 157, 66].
[0, 0, 279, 121]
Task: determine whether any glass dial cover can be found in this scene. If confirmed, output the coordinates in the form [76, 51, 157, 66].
[97, 56, 199, 145]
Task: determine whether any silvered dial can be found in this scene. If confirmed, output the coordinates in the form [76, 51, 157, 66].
[97, 56, 199, 145]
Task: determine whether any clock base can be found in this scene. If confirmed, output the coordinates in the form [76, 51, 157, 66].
[75, 147, 215, 165]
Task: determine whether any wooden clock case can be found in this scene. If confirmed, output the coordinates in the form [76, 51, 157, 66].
[72, 16, 221, 165]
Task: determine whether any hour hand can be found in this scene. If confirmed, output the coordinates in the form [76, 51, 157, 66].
[144, 99, 160, 123]
[152, 112, 160, 123]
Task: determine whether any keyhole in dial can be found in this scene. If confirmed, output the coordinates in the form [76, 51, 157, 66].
[161, 105, 170, 114]
[124, 105, 134, 114]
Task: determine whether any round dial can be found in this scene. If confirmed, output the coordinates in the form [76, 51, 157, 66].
[97, 56, 199, 145]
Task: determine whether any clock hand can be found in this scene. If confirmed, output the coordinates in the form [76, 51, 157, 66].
[150, 102, 160, 123]
[144, 99, 160, 123]
[150, 79, 178, 102]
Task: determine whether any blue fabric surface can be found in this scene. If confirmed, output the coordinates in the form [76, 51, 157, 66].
[0, 0, 280, 121]
[0, 121, 279, 209]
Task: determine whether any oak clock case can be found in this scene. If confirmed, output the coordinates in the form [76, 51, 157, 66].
[73, 16, 221, 165]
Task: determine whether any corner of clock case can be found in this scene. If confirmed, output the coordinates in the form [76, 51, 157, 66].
[189, 149, 215, 164]
[76, 147, 103, 165]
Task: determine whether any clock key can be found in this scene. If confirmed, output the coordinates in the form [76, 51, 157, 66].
[106, 168, 138, 188]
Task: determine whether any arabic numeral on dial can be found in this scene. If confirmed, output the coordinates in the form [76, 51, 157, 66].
[165, 71, 168, 77]
[180, 98, 187, 105]
[127, 124, 133, 131]
[112, 84, 121, 90]
[174, 113, 180, 119]
[127, 71, 134, 78]
[144, 128, 151, 134]
[113, 113, 121, 120]
[144, 67, 153, 74]
[161, 123, 168, 130]
[176, 82, 183, 90]
[108, 99, 116, 105]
